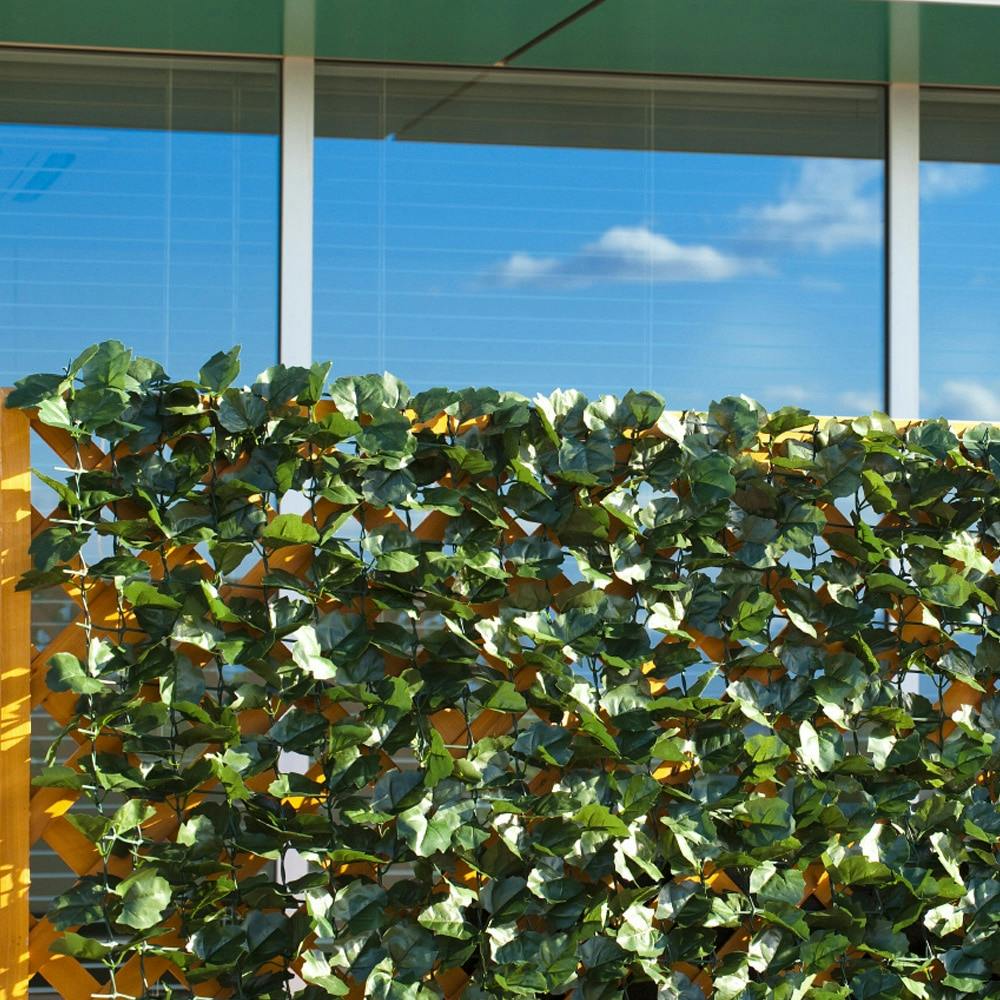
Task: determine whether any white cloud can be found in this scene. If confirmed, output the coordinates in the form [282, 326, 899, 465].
[762, 385, 882, 415]
[837, 390, 882, 415]
[932, 380, 1000, 420]
[921, 163, 988, 202]
[492, 225, 765, 289]
[751, 160, 882, 253]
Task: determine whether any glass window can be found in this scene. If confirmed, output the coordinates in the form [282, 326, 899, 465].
[0, 49, 280, 927]
[314, 66, 885, 412]
[0, 51, 280, 384]
[922, 89, 1000, 419]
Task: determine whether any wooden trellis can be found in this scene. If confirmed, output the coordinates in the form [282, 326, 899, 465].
[0, 391, 993, 999]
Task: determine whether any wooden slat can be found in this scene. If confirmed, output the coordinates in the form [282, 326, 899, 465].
[0, 393, 32, 1000]
[28, 920, 103, 1000]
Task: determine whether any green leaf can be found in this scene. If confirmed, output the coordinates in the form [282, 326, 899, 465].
[424, 728, 455, 787]
[301, 951, 349, 994]
[218, 390, 267, 432]
[112, 799, 156, 834]
[801, 932, 849, 973]
[332, 881, 387, 934]
[32, 765, 83, 790]
[750, 862, 805, 906]
[688, 453, 736, 504]
[372, 769, 425, 814]
[7, 372, 68, 409]
[199, 346, 241, 392]
[397, 801, 463, 857]
[288, 624, 338, 681]
[261, 513, 320, 547]
[115, 870, 171, 930]
[798, 720, 843, 772]
[47, 652, 104, 695]
[416, 882, 475, 939]
[36, 395, 76, 433]
[574, 802, 630, 838]
[329, 373, 410, 419]
[50, 932, 113, 961]
[30, 526, 84, 573]
[161, 656, 206, 706]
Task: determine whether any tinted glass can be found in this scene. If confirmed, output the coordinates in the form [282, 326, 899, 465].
[922, 89, 1000, 419]
[0, 51, 280, 385]
[0, 50, 280, 926]
[314, 67, 885, 412]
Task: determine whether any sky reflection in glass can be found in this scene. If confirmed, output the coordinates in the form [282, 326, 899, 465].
[315, 70, 885, 414]
[0, 54, 280, 386]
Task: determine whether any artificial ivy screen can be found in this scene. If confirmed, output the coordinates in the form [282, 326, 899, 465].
[10, 340, 1000, 999]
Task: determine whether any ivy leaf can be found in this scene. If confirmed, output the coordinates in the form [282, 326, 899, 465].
[30, 525, 84, 573]
[332, 881, 388, 934]
[372, 769, 425, 814]
[688, 453, 736, 504]
[47, 652, 104, 695]
[574, 803, 630, 838]
[160, 656, 206, 707]
[300, 951, 349, 994]
[115, 870, 172, 930]
[199, 346, 241, 392]
[261, 513, 320, 547]
[50, 932, 113, 960]
[802, 932, 850, 973]
[7, 372, 68, 409]
[750, 862, 805, 907]
[218, 390, 267, 432]
[416, 882, 476, 939]
[424, 728, 455, 787]
[798, 720, 843, 772]
[32, 764, 83, 790]
[397, 801, 462, 857]
[288, 624, 338, 681]
[329, 373, 410, 418]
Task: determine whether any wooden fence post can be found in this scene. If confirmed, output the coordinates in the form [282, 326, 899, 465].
[0, 392, 32, 1000]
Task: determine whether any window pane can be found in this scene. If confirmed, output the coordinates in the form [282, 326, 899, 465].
[922, 89, 1000, 419]
[314, 66, 885, 412]
[0, 50, 280, 925]
[0, 51, 280, 384]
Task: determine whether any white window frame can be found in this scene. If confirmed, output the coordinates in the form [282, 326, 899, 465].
[280, 55, 315, 368]
[887, 82, 921, 419]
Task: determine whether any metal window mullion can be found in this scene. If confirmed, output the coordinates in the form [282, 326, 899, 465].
[887, 82, 921, 420]
[279, 55, 314, 367]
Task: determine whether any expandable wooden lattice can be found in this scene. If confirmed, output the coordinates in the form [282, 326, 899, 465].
[1, 390, 996, 999]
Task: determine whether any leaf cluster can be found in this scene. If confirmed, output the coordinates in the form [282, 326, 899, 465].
[10, 342, 1000, 999]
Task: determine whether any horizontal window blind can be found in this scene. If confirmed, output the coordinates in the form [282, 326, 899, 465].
[922, 89, 1000, 164]
[921, 88, 1000, 419]
[315, 69, 883, 158]
[0, 50, 280, 386]
[0, 55, 282, 971]
[314, 66, 885, 413]
[0, 50, 279, 134]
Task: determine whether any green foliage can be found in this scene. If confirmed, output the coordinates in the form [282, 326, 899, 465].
[12, 340, 1000, 998]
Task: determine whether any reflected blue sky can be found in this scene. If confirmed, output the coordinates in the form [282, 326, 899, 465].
[315, 137, 887, 414]
[2, 106, 998, 421]
[0, 123, 279, 386]
[921, 160, 1000, 420]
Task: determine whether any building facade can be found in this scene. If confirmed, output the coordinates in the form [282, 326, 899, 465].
[6, 0, 1000, 947]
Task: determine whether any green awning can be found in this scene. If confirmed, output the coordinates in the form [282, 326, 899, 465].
[2, 1, 1000, 88]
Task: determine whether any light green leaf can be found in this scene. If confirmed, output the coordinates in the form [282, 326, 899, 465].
[115, 870, 171, 931]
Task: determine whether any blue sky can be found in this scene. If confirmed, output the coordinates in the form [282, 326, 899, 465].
[1, 116, 996, 418]
[314, 137, 887, 414]
[0, 124, 278, 387]
[921, 161, 1000, 419]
